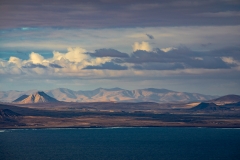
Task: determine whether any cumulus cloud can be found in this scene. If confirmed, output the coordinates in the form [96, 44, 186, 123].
[8, 57, 22, 67]
[132, 41, 151, 52]
[53, 47, 88, 62]
[0, 46, 240, 80]
[29, 52, 44, 64]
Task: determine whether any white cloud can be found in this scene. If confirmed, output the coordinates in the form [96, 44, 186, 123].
[132, 41, 151, 52]
[221, 57, 239, 64]
[29, 52, 44, 64]
[1, 46, 240, 85]
[8, 57, 22, 67]
[0, 47, 116, 78]
[53, 47, 88, 63]
[161, 47, 177, 52]
[65, 47, 88, 62]
[193, 57, 203, 60]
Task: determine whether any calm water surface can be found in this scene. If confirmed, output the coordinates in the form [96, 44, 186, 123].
[0, 127, 240, 160]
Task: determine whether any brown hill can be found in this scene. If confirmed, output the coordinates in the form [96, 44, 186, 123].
[191, 102, 220, 111]
[208, 94, 240, 105]
[13, 91, 58, 104]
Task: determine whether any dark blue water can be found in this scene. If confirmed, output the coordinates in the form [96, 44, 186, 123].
[0, 127, 240, 160]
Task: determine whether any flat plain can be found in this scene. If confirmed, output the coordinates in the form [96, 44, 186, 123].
[1, 101, 240, 129]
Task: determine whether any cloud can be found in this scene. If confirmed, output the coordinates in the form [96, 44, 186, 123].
[132, 41, 151, 52]
[83, 62, 128, 70]
[87, 49, 129, 58]
[197, 11, 240, 17]
[186, 57, 234, 69]
[0, 0, 239, 29]
[161, 47, 176, 52]
[210, 47, 240, 61]
[146, 34, 154, 39]
[1, 46, 240, 80]
[115, 46, 240, 70]
[53, 47, 88, 63]
[133, 63, 184, 70]
[221, 57, 240, 65]
[49, 63, 63, 68]
[1, 26, 239, 57]
[8, 56, 22, 67]
[29, 52, 44, 64]
[22, 63, 47, 68]
[1, 45, 240, 95]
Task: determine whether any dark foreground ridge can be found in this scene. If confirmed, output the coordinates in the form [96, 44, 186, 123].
[0, 109, 21, 118]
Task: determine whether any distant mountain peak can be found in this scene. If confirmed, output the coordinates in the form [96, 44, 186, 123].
[144, 88, 171, 93]
[13, 91, 58, 104]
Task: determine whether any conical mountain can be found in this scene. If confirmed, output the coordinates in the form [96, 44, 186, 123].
[13, 91, 58, 104]
[12, 95, 28, 102]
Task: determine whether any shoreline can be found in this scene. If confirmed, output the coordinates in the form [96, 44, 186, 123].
[1, 125, 240, 130]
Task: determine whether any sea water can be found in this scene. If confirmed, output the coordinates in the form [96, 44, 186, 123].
[0, 127, 239, 160]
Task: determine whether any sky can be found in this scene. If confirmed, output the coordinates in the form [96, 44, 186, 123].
[0, 0, 240, 95]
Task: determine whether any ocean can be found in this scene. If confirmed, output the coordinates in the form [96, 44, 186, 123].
[0, 127, 240, 160]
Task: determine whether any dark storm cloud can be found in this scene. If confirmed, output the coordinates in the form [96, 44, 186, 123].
[115, 47, 192, 64]
[83, 62, 128, 70]
[146, 34, 154, 39]
[186, 57, 235, 69]
[0, 0, 240, 29]
[113, 46, 239, 70]
[22, 63, 47, 68]
[49, 63, 63, 68]
[87, 49, 129, 58]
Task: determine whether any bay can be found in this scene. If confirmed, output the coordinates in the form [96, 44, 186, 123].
[0, 127, 240, 160]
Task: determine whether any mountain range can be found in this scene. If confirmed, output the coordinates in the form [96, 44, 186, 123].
[0, 88, 218, 103]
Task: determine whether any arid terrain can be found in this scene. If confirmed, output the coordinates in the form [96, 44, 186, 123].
[1, 99, 240, 129]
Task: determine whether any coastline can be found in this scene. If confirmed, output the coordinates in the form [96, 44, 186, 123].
[1, 124, 240, 130]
